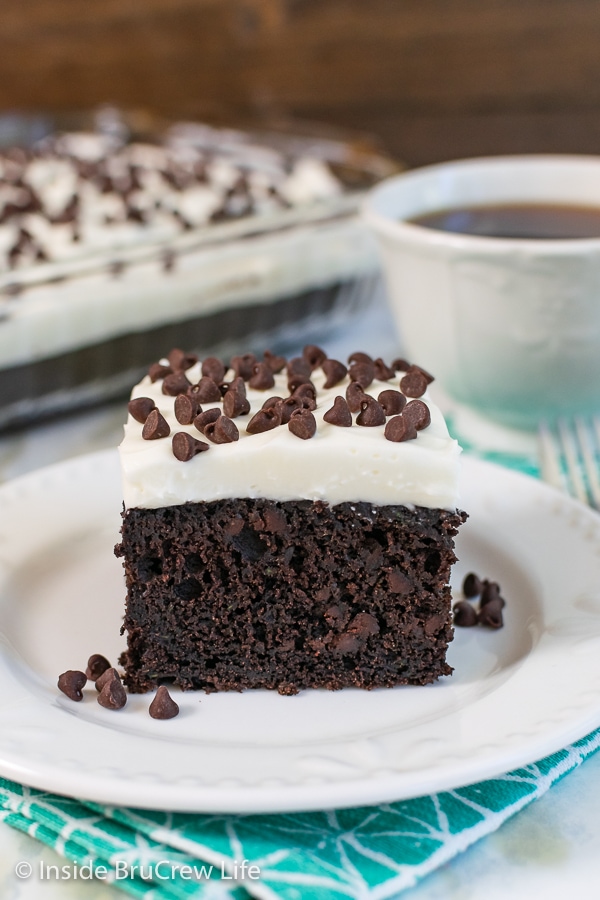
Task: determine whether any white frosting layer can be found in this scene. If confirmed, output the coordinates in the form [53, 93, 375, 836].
[119, 362, 461, 511]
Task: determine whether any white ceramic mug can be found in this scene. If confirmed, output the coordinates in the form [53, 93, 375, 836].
[363, 155, 600, 430]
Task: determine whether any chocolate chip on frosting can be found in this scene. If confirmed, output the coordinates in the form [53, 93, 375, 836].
[167, 348, 198, 371]
[149, 685, 180, 719]
[356, 396, 386, 427]
[348, 351, 373, 366]
[172, 431, 210, 461]
[287, 356, 312, 379]
[288, 407, 317, 439]
[302, 344, 327, 370]
[191, 376, 222, 403]
[148, 362, 172, 383]
[373, 358, 395, 381]
[323, 396, 352, 427]
[174, 393, 201, 425]
[201, 356, 226, 382]
[345, 381, 367, 413]
[246, 406, 282, 434]
[230, 353, 257, 381]
[403, 399, 431, 431]
[400, 368, 428, 398]
[162, 371, 192, 396]
[277, 395, 303, 423]
[128, 396, 156, 423]
[377, 389, 406, 416]
[204, 414, 239, 443]
[142, 408, 171, 440]
[193, 407, 221, 433]
[292, 382, 317, 410]
[384, 414, 417, 443]
[321, 358, 348, 389]
[349, 361, 375, 390]
[249, 362, 275, 390]
[85, 654, 111, 681]
[222, 377, 251, 417]
[261, 395, 284, 410]
[262, 350, 287, 373]
[58, 670, 87, 701]
[287, 372, 313, 393]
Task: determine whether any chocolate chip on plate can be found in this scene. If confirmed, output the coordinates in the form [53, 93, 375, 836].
[463, 572, 483, 598]
[149, 685, 180, 719]
[478, 598, 504, 629]
[453, 601, 478, 627]
[85, 654, 111, 681]
[97, 675, 127, 710]
[57, 670, 87, 701]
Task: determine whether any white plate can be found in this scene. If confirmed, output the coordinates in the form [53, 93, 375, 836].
[1, 450, 600, 814]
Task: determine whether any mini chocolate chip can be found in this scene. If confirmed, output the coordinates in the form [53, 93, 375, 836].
[292, 382, 317, 410]
[346, 381, 367, 412]
[201, 356, 226, 382]
[377, 389, 406, 416]
[348, 351, 373, 366]
[400, 369, 428, 398]
[373, 358, 395, 380]
[453, 601, 479, 627]
[95, 667, 121, 692]
[149, 685, 179, 719]
[172, 431, 210, 461]
[403, 399, 431, 430]
[323, 396, 352, 427]
[321, 358, 348, 388]
[148, 362, 172, 382]
[223, 378, 251, 417]
[302, 344, 327, 369]
[348, 611, 380, 637]
[162, 372, 191, 396]
[263, 507, 288, 533]
[58, 670, 87, 701]
[287, 356, 312, 378]
[246, 406, 282, 434]
[356, 396, 386, 426]
[391, 357, 412, 372]
[204, 414, 239, 443]
[384, 414, 417, 442]
[478, 598, 504, 629]
[288, 408, 316, 439]
[480, 580, 505, 609]
[97, 675, 127, 710]
[230, 353, 256, 381]
[463, 572, 483, 598]
[262, 395, 284, 410]
[142, 409, 171, 440]
[249, 362, 275, 390]
[263, 350, 286, 373]
[85, 654, 111, 681]
[287, 373, 313, 393]
[128, 396, 156, 423]
[194, 407, 221, 433]
[412, 364, 435, 384]
[349, 361, 375, 389]
[191, 376, 222, 403]
[168, 348, 198, 371]
[174, 393, 201, 425]
[277, 395, 303, 423]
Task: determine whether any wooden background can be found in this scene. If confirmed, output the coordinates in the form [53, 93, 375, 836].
[2, 0, 600, 166]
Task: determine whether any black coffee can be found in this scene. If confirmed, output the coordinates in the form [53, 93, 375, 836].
[408, 203, 600, 239]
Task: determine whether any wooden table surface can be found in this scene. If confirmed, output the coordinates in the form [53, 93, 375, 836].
[2, 0, 600, 166]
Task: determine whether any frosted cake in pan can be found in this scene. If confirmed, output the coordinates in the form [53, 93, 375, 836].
[0, 116, 396, 429]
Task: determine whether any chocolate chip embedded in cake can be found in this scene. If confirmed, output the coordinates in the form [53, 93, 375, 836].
[116, 347, 466, 694]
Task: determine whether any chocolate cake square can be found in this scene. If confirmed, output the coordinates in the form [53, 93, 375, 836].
[116, 346, 465, 694]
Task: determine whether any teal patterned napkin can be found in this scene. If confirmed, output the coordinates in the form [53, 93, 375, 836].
[1, 439, 598, 898]
[2, 731, 600, 898]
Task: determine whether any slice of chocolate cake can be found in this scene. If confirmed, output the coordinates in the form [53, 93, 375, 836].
[115, 346, 465, 694]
